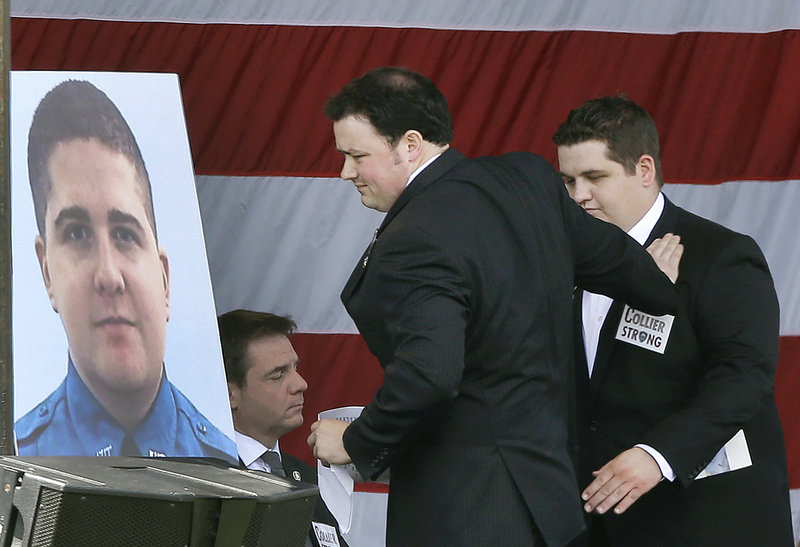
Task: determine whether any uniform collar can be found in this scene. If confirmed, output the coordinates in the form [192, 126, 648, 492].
[66, 357, 178, 456]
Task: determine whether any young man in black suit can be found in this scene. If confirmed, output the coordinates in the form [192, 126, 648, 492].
[307, 67, 683, 546]
[554, 96, 793, 546]
[218, 309, 348, 547]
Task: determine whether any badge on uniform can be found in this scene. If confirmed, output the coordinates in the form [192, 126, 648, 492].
[614, 305, 674, 354]
[312, 522, 341, 547]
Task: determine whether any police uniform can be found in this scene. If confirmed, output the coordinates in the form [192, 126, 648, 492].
[15, 358, 237, 461]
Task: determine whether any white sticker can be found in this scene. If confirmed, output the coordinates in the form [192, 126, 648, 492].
[312, 522, 341, 547]
[614, 305, 674, 354]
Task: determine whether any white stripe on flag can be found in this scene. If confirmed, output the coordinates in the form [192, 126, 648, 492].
[11, 0, 800, 33]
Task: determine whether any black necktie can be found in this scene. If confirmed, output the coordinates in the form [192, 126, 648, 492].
[260, 451, 286, 477]
[120, 435, 139, 456]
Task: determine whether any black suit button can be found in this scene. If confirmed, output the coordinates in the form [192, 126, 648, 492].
[589, 421, 599, 431]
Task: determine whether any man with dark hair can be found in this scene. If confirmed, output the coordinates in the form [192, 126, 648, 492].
[308, 66, 683, 546]
[218, 309, 348, 547]
[15, 79, 237, 461]
[554, 96, 793, 546]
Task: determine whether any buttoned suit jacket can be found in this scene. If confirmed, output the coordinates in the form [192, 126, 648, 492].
[340, 149, 679, 547]
[573, 196, 793, 546]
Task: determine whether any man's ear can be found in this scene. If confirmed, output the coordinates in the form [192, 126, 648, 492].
[159, 246, 170, 322]
[638, 154, 658, 188]
[403, 130, 424, 162]
[228, 382, 240, 411]
[35, 235, 58, 313]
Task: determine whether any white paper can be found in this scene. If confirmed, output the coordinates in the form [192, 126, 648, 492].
[316, 406, 366, 534]
[695, 429, 752, 480]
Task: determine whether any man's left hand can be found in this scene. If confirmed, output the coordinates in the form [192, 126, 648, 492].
[307, 419, 352, 466]
[582, 447, 662, 515]
[647, 233, 683, 283]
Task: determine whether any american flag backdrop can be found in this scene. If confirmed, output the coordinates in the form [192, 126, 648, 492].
[10, 0, 800, 542]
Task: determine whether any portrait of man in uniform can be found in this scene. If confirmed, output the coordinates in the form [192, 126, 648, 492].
[11, 73, 237, 460]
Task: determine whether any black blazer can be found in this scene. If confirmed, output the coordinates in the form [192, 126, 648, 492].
[340, 149, 679, 546]
[573, 197, 793, 546]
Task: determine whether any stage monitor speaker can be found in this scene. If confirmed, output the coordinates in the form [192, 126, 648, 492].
[0, 456, 318, 547]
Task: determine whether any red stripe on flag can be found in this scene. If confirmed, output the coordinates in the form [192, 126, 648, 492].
[777, 336, 800, 488]
[11, 18, 800, 183]
[354, 482, 390, 493]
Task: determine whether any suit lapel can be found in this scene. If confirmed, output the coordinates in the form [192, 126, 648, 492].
[341, 148, 468, 304]
[341, 228, 377, 302]
[572, 289, 591, 392]
[644, 195, 678, 246]
[588, 300, 625, 397]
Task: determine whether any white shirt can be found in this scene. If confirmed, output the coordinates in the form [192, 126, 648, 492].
[580, 192, 675, 481]
[235, 430, 282, 472]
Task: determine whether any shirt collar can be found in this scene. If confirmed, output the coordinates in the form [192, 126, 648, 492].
[628, 192, 665, 245]
[234, 430, 280, 467]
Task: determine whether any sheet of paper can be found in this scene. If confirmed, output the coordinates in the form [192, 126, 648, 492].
[695, 429, 752, 480]
[316, 406, 365, 533]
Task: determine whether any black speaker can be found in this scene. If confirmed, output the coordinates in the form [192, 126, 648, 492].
[0, 456, 319, 546]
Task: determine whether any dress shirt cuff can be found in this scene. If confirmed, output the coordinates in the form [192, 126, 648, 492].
[635, 443, 676, 482]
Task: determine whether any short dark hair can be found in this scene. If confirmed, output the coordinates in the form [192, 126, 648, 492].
[324, 66, 453, 146]
[218, 309, 297, 387]
[553, 96, 663, 186]
[27, 79, 158, 238]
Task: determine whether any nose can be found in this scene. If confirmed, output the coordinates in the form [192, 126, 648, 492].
[93, 238, 125, 295]
[290, 369, 308, 394]
[340, 156, 357, 181]
[570, 179, 593, 205]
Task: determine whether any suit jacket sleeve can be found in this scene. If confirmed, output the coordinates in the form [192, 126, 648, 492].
[343, 223, 469, 480]
[516, 152, 678, 315]
[642, 233, 780, 485]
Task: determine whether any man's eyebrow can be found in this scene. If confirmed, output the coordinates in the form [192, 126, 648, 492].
[108, 209, 145, 231]
[53, 206, 90, 228]
[265, 363, 291, 376]
[336, 147, 366, 156]
[266, 357, 300, 374]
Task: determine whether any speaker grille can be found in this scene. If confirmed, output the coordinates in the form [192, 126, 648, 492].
[31, 488, 196, 546]
[242, 497, 314, 547]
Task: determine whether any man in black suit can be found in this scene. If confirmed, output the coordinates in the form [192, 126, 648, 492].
[307, 67, 682, 547]
[554, 96, 793, 546]
[218, 309, 348, 547]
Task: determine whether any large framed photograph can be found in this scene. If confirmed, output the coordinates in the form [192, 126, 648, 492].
[11, 71, 237, 460]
